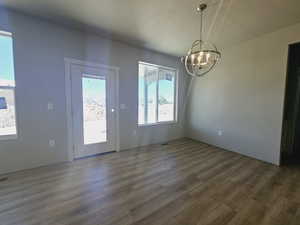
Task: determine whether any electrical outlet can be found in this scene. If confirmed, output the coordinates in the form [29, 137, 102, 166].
[49, 139, 56, 148]
[48, 102, 54, 111]
[133, 130, 137, 136]
[218, 130, 223, 136]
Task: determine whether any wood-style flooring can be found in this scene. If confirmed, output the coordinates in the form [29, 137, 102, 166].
[1, 138, 300, 225]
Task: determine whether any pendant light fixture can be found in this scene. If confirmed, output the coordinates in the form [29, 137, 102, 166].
[181, 3, 221, 77]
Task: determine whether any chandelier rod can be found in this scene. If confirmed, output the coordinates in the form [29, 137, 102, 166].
[197, 3, 207, 48]
[200, 7, 202, 43]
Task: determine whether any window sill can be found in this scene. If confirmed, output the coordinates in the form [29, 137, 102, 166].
[0, 134, 18, 141]
[138, 121, 178, 127]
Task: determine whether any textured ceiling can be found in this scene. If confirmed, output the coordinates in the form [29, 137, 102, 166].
[1, 0, 300, 56]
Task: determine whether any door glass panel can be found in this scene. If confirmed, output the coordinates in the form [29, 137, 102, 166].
[82, 76, 106, 145]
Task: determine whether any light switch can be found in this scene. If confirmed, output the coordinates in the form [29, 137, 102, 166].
[120, 104, 126, 110]
[49, 140, 55, 148]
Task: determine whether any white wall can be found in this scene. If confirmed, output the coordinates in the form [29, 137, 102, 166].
[187, 22, 300, 165]
[0, 9, 188, 174]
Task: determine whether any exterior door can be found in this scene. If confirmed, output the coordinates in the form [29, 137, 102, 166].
[70, 64, 117, 158]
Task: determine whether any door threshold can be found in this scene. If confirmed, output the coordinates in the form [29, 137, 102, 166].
[75, 151, 117, 160]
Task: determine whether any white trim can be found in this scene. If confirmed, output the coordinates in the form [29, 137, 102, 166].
[155, 70, 159, 123]
[0, 86, 15, 89]
[0, 30, 12, 37]
[82, 74, 105, 80]
[64, 60, 73, 161]
[0, 134, 17, 141]
[115, 70, 120, 152]
[65, 58, 120, 72]
[174, 69, 179, 122]
[139, 61, 177, 72]
[138, 121, 178, 127]
[64, 58, 120, 161]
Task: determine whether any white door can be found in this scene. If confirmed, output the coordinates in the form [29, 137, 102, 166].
[70, 64, 117, 158]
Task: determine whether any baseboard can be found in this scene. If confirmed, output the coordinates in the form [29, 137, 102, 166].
[187, 137, 280, 167]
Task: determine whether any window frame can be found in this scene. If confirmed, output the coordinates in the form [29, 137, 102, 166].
[138, 61, 178, 127]
[0, 31, 18, 141]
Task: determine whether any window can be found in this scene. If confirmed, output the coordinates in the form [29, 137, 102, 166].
[138, 62, 177, 126]
[82, 76, 107, 144]
[0, 31, 17, 139]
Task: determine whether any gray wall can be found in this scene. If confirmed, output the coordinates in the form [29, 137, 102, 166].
[186, 22, 300, 165]
[0, 9, 188, 174]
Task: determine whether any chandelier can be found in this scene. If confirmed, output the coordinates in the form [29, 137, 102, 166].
[181, 3, 221, 77]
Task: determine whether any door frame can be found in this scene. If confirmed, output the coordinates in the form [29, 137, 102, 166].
[64, 58, 120, 161]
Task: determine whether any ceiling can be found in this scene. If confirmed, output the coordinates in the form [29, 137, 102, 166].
[1, 0, 300, 56]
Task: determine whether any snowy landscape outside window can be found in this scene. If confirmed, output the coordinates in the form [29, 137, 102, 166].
[138, 62, 177, 126]
[0, 31, 17, 139]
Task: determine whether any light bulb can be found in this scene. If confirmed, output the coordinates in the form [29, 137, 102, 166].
[191, 54, 195, 65]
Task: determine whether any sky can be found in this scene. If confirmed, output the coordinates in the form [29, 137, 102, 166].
[0, 35, 15, 82]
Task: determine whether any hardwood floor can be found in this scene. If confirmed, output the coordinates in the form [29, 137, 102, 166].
[1, 138, 300, 225]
